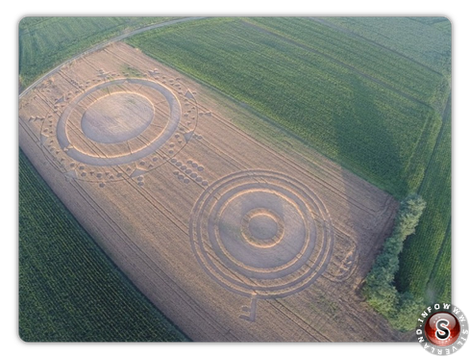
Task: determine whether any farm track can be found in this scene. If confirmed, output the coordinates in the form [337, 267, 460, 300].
[418, 93, 451, 194]
[19, 17, 206, 100]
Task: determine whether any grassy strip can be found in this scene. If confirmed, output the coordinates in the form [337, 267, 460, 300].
[397, 101, 451, 301]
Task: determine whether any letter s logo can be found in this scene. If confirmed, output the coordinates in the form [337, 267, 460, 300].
[436, 319, 450, 340]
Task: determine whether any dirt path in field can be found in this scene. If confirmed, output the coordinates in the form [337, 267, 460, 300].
[417, 92, 451, 194]
[19, 17, 206, 100]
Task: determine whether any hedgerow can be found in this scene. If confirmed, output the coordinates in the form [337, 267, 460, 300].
[363, 195, 426, 331]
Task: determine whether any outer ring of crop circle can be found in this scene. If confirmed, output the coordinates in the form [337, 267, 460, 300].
[189, 170, 335, 298]
[56, 78, 181, 166]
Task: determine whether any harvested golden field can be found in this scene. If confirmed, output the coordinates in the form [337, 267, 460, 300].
[19, 42, 406, 341]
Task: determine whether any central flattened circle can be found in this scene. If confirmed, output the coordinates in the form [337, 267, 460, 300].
[81, 93, 154, 144]
[249, 214, 278, 240]
[241, 209, 284, 248]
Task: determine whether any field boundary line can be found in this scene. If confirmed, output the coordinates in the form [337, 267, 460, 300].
[417, 93, 451, 194]
[424, 220, 452, 291]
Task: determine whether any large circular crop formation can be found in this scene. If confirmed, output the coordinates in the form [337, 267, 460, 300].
[189, 170, 335, 299]
[41, 77, 198, 182]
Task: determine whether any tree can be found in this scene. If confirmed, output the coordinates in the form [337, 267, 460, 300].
[391, 292, 424, 331]
[394, 194, 426, 237]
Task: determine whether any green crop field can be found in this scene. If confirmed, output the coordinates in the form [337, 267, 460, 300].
[127, 17, 445, 197]
[19, 150, 188, 342]
[19, 16, 177, 88]
[397, 99, 451, 302]
[19, 17, 187, 342]
[126, 17, 451, 304]
[19, 16, 451, 336]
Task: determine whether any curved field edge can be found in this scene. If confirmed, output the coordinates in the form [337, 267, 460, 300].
[19, 150, 189, 342]
[19, 16, 179, 90]
[18, 17, 189, 342]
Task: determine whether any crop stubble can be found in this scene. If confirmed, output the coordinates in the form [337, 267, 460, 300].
[19, 42, 406, 341]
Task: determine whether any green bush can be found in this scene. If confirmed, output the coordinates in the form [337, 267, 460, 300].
[363, 195, 426, 331]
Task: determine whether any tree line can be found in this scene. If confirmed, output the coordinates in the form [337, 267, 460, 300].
[363, 194, 426, 331]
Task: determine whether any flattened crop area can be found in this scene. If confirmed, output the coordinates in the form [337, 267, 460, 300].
[19, 42, 404, 341]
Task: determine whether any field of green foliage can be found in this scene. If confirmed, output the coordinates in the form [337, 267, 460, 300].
[19, 150, 188, 341]
[127, 17, 445, 197]
[126, 17, 451, 305]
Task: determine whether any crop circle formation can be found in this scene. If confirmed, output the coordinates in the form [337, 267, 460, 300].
[189, 170, 335, 299]
[80, 92, 154, 144]
[41, 77, 197, 182]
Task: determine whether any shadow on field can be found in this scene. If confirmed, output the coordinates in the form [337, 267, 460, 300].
[327, 72, 406, 339]
[332, 73, 410, 197]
